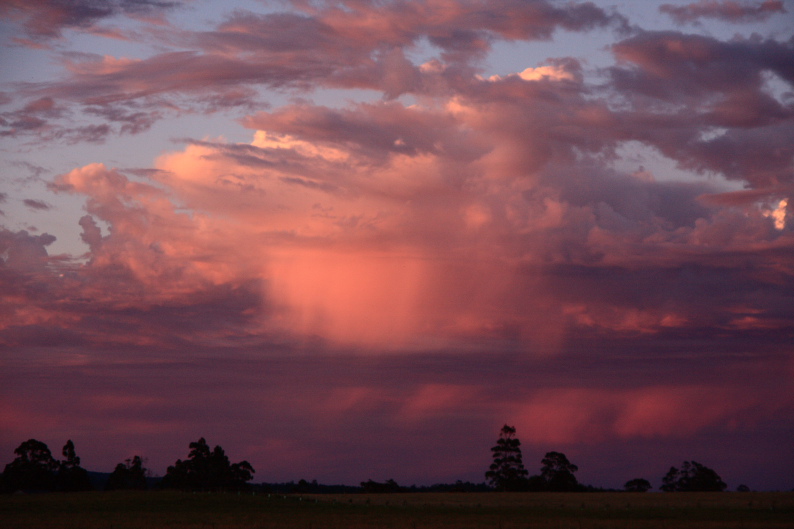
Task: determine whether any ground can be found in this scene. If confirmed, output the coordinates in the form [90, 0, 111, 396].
[1, 490, 793, 528]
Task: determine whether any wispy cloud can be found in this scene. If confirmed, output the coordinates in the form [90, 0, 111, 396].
[0, 0, 183, 45]
[23, 198, 53, 210]
[660, 0, 787, 25]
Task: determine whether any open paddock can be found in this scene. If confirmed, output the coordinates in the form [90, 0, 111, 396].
[1, 490, 793, 529]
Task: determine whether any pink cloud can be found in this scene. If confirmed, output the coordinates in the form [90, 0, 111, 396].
[53, 163, 241, 297]
[512, 384, 788, 445]
[21, 67, 786, 350]
[398, 383, 482, 421]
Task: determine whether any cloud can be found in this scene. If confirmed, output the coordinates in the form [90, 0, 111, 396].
[50, 163, 247, 298]
[0, 229, 56, 271]
[6, 0, 626, 141]
[1, 8, 791, 356]
[659, 1, 787, 25]
[241, 101, 477, 162]
[763, 198, 789, 229]
[78, 214, 102, 252]
[608, 31, 794, 191]
[516, 64, 579, 82]
[512, 384, 788, 445]
[0, 97, 64, 138]
[19, 21, 789, 349]
[290, 0, 629, 46]
[610, 31, 794, 98]
[45, 91, 780, 351]
[1, 343, 791, 485]
[23, 199, 53, 211]
[0, 0, 183, 45]
[84, 106, 161, 135]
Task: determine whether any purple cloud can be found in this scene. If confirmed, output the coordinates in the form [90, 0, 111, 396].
[660, 0, 787, 25]
[5, 0, 627, 141]
[0, 0, 183, 44]
[23, 199, 53, 211]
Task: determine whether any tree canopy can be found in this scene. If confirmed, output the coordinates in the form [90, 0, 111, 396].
[624, 478, 652, 492]
[56, 440, 92, 492]
[161, 437, 255, 491]
[106, 455, 148, 491]
[661, 461, 727, 492]
[485, 425, 529, 491]
[538, 451, 580, 492]
[1, 439, 92, 493]
[2, 439, 59, 492]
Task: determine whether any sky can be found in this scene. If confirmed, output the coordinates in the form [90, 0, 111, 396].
[1, 0, 793, 492]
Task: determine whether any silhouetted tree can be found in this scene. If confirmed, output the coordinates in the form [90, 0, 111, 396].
[661, 461, 727, 492]
[485, 425, 529, 491]
[56, 440, 92, 491]
[624, 478, 652, 492]
[2, 439, 59, 493]
[106, 456, 148, 490]
[540, 451, 579, 491]
[737, 484, 751, 492]
[161, 438, 255, 491]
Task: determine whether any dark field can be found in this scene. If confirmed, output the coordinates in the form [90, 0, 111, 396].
[2, 491, 793, 529]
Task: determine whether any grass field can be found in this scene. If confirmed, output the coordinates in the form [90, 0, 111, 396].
[1, 490, 793, 529]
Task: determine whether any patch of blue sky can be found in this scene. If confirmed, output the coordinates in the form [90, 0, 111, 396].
[0, 38, 54, 86]
[0, 157, 89, 258]
[611, 139, 744, 191]
[485, 28, 615, 80]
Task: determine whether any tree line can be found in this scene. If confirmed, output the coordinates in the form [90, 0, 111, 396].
[486, 425, 729, 493]
[1, 427, 737, 494]
[1, 437, 254, 493]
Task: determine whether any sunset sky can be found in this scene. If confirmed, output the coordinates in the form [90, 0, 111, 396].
[1, 0, 793, 491]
